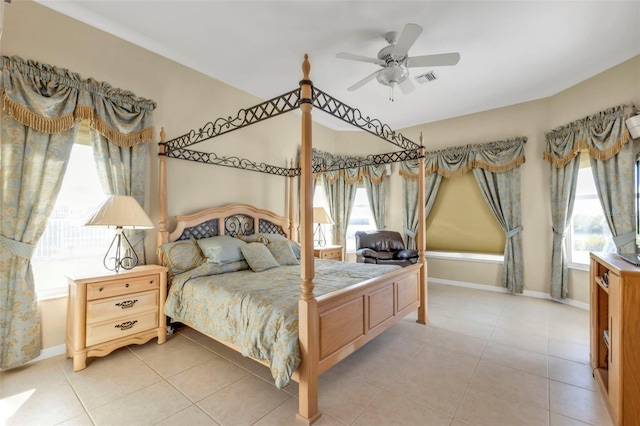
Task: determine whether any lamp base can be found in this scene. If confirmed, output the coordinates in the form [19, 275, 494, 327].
[314, 224, 327, 247]
[104, 227, 139, 273]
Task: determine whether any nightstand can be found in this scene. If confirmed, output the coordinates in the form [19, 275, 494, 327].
[65, 264, 168, 371]
[313, 245, 343, 261]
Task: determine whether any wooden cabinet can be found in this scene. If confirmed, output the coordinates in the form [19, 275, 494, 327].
[66, 264, 168, 371]
[314, 245, 343, 261]
[590, 252, 640, 425]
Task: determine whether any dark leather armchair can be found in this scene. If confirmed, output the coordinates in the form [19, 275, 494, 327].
[355, 230, 419, 267]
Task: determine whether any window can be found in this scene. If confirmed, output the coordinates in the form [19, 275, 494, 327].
[567, 157, 615, 265]
[346, 186, 376, 252]
[313, 182, 376, 251]
[426, 172, 505, 254]
[31, 142, 112, 298]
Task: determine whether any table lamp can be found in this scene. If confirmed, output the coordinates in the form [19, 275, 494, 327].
[313, 207, 333, 247]
[85, 195, 154, 272]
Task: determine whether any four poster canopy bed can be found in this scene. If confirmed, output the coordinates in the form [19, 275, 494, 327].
[156, 55, 428, 423]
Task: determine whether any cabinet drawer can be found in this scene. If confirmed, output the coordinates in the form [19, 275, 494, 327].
[87, 274, 159, 300]
[320, 248, 341, 260]
[87, 289, 159, 324]
[86, 310, 158, 347]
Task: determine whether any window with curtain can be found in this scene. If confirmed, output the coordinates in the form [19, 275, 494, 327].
[425, 172, 505, 254]
[346, 184, 376, 252]
[314, 181, 376, 251]
[567, 153, 615, 265]
[31, 123, 111, 298]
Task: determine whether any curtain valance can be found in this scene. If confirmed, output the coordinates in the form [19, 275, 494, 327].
[400, 137, 526, 179]
[544, 104, 636, 168]
[311, 148, 387, 185]
[0, 55, 156, 147]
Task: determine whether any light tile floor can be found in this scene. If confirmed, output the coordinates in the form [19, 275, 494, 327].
[1, 283, 613, 426]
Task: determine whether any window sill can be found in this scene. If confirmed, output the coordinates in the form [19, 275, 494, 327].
[425, 251, 504, 264]
[568, 262, 589, 272]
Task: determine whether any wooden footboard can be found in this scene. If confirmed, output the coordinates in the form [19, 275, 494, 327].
[315, 262, 421, 374]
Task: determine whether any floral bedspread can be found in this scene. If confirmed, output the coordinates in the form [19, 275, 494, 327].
[164, 259, 399, 388]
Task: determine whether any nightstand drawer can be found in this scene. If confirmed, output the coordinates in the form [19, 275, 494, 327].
[319, 248, 341, 260]
[86, 274, 159, 300]
[87, 289, 159, 323]
[86, 310, 159, 347]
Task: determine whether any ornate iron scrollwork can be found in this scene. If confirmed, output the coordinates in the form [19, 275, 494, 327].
[166, 148, 292, 177]
[312, 88, 420, 151]
[225, 215, 254, 237]
[165, 89, 301, 151]
[161, 84, 422, 177]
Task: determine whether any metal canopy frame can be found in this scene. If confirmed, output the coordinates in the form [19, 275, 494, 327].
[161, 85, 422, 177]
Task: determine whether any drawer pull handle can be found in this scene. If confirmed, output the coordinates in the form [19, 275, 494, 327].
[99, 287, 104, 292]
[125, 283, 130, 288]
[115, 299, 138, 309]
[115, 320, 137, 331]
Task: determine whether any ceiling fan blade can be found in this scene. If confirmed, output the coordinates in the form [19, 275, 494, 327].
[391, 23, 423, 59]
[406, 52, 461, 67]
[398, 78, 415, 95]
[347, 70, 380, 91]
[336, 52, 385, 66]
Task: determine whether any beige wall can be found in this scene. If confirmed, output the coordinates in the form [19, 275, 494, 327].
[397, 55, 640, 302]
[3, 1, 639, 350]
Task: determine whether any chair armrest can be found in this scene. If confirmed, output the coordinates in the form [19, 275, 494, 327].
[356, 248, 378, 258]
[356, 248, 376, 263]
[396, 249, 419, 260]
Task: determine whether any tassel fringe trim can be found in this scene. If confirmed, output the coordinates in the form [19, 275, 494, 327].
[544, 133, 631, 168]
[2, 90, 154, 146]
[399, 156, 525, 180]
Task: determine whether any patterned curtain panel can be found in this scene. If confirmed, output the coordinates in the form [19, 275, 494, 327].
[322, 168, 359, 248]
[401, 138, 526, 292]
[312, 148, 387, 247]
[0, 55, 156, 368]
[362, 164, 387, 230]
[90, 131, 149, 263]
[400, 159, 441, 250]
[544, 104, 637, 299]
[0, 113, 77, 368]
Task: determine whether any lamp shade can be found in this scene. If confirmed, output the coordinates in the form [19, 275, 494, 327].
[313, 207, 333, 225]
[85, 195, 154, 229]
[626, 114, 640, 140]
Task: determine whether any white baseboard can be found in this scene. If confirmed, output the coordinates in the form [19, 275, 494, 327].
[28, 344, 66, 364]
[429, 277, 589, 311]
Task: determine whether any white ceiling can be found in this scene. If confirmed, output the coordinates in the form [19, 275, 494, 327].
[35, 1, 640, 131]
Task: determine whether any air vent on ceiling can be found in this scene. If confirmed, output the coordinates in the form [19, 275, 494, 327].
[415, 71, 437, 84]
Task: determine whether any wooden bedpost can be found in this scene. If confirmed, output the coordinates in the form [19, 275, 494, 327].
[157, 128, 169, 257]
[288, 158, 296, 240]
[417, 133, 428, 324]
[296, 54, 321, 424]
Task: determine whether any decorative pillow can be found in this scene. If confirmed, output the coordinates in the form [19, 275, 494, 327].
[160, 238, 206, 275]
[256, 233, 288, 243]
[267, 240, 299, 266]
[197, 235, 247, 265]
[240, 242, 280, 272]
[188, 260, 249, 278]
[289, 240, 301, 259]
[254, 233, 301, 259]
[236, 234, 269, 244]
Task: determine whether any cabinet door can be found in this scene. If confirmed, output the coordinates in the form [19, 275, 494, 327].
[608, 271, 622, 422]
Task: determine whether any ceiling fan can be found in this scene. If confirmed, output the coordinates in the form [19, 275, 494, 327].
[336, 23, 460, 101]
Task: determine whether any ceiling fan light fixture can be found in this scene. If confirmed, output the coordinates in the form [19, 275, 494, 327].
[376, 63, 409, 86]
